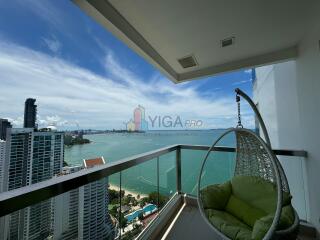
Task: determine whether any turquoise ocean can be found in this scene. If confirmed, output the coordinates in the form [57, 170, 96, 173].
[64, 130, 236, 197]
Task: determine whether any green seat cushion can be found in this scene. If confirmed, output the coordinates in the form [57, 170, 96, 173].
[235, 228, 253, 240]
[206, 209, 249, 230]
[252, 214, 274, 240]
[200, 181, 232, 210]
[206, 209, 252, 240]
[231, 176, 292, 214]
[225, 195, 266, 227]
[252, 205, 295, 240]
[202, 176, 295, 240]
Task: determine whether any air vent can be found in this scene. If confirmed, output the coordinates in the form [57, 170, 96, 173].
[221, 37, 235, 48]
[178, 55, 198, 68]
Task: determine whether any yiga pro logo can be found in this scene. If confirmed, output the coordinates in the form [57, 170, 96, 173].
[126, 105, 148, 131]
[125, 105, 203, 131]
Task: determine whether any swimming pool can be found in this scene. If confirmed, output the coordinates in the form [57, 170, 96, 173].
[143, 204, 157, 215]
[125, 204, 158, 222]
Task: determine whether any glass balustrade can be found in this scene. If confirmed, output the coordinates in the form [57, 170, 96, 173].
[0, 145, 307, 239]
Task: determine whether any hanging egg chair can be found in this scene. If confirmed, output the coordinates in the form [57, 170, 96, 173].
[197, 89, 299, 240]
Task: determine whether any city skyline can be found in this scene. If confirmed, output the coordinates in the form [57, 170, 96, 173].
[0, 97, 116, 239]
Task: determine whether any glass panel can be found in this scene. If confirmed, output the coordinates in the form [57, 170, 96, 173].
[0, 174, 120, 240]
[199, 151, 236, 188]
[108, 172, 121, 239]
[120, 158, 158, 239]
[181, 149, 206, 195]
[278, 156, 307, 220]
[181, 130, 235, 196]
[182, 149, 236, 196]
[159, 151, 177, 209]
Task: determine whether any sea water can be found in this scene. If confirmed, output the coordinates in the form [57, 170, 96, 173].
[64, 130, 236, 196]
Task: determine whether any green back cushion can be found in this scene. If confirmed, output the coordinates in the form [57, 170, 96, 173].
[225, 195, 266, 227]
[231, 176, 292, 214]
[201, 181, 231, 210]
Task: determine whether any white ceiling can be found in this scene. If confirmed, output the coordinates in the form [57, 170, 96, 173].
[74, 0, 316, 82]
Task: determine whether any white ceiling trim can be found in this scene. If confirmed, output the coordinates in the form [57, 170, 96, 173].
[179, 46, 298, 82]
[73, 0, 299, 83]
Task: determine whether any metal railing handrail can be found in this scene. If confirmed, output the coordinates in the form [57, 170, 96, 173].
[0, 144, 178, 217]
[179, 144, 308, 157]
[0, 144, 307, 217]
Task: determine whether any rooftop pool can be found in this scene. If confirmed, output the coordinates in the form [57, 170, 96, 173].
[125, 204, 158, 222]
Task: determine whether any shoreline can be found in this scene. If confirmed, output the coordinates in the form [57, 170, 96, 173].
[109, 184, 148, 199]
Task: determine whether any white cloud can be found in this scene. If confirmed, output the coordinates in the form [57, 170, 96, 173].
[15, 0, 65, 31]
[37, 115, 68, 127]
[5, 116, 23, 127]
[0, 40, 254, 130]
[244, 69, 252, 74]
[42, 35, 61, 53]
[232, 79, 252, 86]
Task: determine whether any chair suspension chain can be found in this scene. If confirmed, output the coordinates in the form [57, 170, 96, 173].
[236, 94, 243, 128]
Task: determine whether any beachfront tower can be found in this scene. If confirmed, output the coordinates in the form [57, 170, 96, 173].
[24, 98, 37, 129]
[53, 157, 115, 240]
[0, 128, 64, 240]
[82, 157, 115, 239]
[0, 140, 6, 193]
[0, 119, 12, 141]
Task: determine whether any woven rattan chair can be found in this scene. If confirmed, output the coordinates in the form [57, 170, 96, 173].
[197, 89, 299, 240]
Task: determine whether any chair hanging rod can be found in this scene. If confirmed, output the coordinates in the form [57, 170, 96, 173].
[235, 88, 271, 147]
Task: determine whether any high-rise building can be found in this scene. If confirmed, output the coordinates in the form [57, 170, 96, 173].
[0, 118, 12, 140]
[0, 140, 6, 193]
[3, 128, 33, 192]
[54, 186, 81, 240]
[24, 98, 37, 129]
[53, 157, 115, 240]
[82, 157, 115, 240]
[0, 128, 64, 240]
[32, 131, 64, 181]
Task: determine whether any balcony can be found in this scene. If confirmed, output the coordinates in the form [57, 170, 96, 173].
[0, 144, 312, 239]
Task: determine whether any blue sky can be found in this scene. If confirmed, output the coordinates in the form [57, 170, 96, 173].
[0, 0, 254, 130]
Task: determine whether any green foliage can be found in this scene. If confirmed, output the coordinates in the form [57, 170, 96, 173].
[147, 192, 168, 208]
[119, 213, 128, 229]
[138, 192, 168, 208]
[139, 197, 149, 208]
[64, 134, 90, 146]
[131, 198, 138, 206]
[109, 189, 125, 204]
[109, 205, 118, 217]
[138, 212, 144, 220]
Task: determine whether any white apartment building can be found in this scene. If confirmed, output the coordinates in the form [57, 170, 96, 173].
[54, 158, 115, 240]
[0, 128, 64, 240]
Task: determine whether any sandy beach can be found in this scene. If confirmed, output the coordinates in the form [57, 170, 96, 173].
[109, 184, 148, 199]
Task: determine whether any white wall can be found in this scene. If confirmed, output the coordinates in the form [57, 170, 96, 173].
[253, 65, 279, 146]
[254, 62, 308, 220]
[254, 1, 320, 229]
[294, 1, 320, 230]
